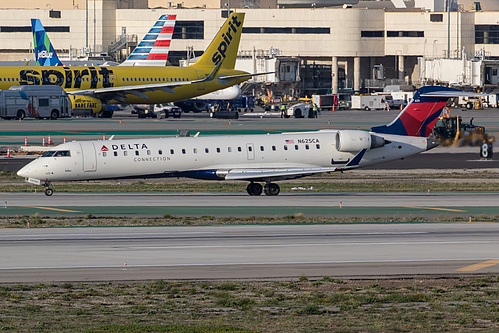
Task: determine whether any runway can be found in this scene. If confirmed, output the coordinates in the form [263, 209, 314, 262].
[0, 224, 498, 282]
[2, 191, 499, 216]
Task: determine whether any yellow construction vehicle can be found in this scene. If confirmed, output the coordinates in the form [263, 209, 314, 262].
[432, 114, 493, 146]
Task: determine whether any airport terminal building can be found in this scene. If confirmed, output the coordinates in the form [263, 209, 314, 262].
[1, 0, 499, 95]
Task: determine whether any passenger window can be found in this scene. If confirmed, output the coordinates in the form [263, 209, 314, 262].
[170, 149, 174, 155]
[147, 150, 151, 155]
[103, 152, 107, 157]
[316, 144, 320, 149]
[182, 149, 186, 154]
[228, 147, 232, 152]
[135, 151, 139, 156]
[305, 144, 309, 150]
[114, 151, 118, 156]
[248, 146, 253, 152]
[159, 149, 163, 155]
[124, 151, 128, 156]
[272, 146, 276, 151]
[295, 145, 299, 150]
[193, 148, 197, 154]
[260, 146, 264, 151]
[237, 147, 242, 152]
[284, 145, 288, 151]
[205, 148, 209, 153]
[217, 148, 221, 153]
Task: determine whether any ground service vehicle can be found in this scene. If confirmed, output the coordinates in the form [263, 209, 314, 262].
[312, 94, 336, 110]
[351, 95, 385, 110]
[285, 103, 318, 118]
[154, 104, 182, 118]
[0, 85, 71, 120]
[432, 115, 493, 146]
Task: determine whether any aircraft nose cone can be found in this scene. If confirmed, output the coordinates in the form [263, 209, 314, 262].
[17, 165, 30, 178]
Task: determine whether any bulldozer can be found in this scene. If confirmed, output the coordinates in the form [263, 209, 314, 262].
[432, 114, 494, 146]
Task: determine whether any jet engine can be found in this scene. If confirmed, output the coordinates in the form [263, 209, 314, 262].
[70, 95, 110, 117]
[335, 130, 386, 152]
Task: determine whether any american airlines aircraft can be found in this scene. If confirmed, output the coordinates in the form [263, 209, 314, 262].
[17, 86, 475, 196]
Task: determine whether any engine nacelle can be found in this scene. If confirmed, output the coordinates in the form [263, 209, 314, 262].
[335, 130, 386, 152]
[69, 95, 107, 116]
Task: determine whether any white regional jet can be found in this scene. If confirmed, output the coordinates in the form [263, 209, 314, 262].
[17, 86, 472, 196]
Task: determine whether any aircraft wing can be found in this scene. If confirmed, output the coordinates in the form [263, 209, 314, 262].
[68, 79, 196, 96]
[420, 91, 483, 98]
[223, 149, 367, 181]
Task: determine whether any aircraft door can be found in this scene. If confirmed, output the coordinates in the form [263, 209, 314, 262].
[195, 70, 205, 91]
[79, 142, 97, 172]
[246, 143, 255, 160]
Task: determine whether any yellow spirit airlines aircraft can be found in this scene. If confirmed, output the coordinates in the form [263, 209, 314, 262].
[0, 13, 251, 117]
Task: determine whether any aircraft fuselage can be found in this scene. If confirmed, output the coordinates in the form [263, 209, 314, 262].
[0, 66, 248, 104]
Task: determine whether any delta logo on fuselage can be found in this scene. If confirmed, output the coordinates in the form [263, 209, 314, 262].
[101, 143, 149, 151]
[18, 66, 114, 89]
[211, 15, 242, 65]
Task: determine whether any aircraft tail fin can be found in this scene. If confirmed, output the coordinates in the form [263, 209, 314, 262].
[120, 14, 176, 66]
[192, 12, 245, 70]
[371, 86, 469, 137]
[31, 18, 64, 66]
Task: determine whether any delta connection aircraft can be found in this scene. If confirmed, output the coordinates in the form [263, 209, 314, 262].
[17, 86, 478, 196]
[1, 13, 251, 117]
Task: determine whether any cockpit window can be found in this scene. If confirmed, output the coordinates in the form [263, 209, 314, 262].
[41, 151, 56, 157]
[42, 150, 71, 157]
[54, 151, 71, 157]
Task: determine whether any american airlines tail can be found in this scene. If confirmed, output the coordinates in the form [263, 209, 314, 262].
[31, 18, 63, 66]
[120, 14, 177, 66]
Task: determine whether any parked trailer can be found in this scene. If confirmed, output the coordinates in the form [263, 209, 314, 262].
[312, 94, 337, 110]
[351, 95, 385, 110]
[0, 85, 71, 120]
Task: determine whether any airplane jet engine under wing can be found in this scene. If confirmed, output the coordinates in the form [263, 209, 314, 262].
[18, 86, 475, 196]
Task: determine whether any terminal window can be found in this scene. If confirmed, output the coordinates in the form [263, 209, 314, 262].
[387, 31, 424, 38]
[172, 21, 204, 39]
[243, 27, 330, 34]
[475, 25, 499, 44]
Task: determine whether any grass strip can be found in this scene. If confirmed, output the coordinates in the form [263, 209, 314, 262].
[1, 277, 498, 332]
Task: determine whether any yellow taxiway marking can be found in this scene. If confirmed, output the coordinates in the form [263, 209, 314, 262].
[407, 206, 466, 212]
[28, 206, 81, 213]
[457, 259, 499, 272]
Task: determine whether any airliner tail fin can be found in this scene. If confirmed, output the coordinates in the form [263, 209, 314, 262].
[31, 18, 63, 66]
[371, 86, 480, 137]
[121, 14, 176, 66]
[192, 12, 245, 70]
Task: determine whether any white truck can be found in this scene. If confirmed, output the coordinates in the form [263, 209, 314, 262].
[351, 95, 385, 110]
[285, 103, 318, 118]
[0, 85, 71, 120]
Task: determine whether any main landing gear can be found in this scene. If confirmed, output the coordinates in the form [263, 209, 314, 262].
[43, 181, 54, 196]
[246, 182, 280, 196]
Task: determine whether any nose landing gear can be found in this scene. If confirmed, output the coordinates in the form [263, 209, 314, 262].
[43, 181, 55, 196]
[246, 182, 280, 196]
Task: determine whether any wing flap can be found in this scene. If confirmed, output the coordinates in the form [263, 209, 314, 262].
[223, 167, 340, 181]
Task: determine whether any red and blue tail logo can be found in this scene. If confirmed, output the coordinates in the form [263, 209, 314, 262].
[371, 86, 460, 137]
